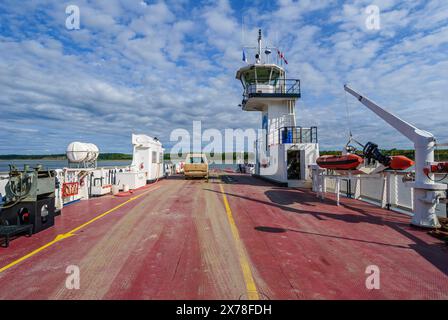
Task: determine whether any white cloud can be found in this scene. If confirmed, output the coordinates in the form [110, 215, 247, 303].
[0, 0, 447, 154]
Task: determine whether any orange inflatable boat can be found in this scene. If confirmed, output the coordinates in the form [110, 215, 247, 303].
[316, 154, 363, 170]
[388, 156, 414, 170]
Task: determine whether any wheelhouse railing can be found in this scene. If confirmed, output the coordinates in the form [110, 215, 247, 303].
[259, 126, 318, 147]
[278, 126, 318, 144]
[243, 79, 301, 99]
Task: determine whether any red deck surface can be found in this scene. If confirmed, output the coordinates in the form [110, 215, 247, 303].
[0, 174, 447, 299]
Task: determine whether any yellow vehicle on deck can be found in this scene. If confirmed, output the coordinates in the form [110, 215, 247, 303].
[183, 153, 209, 180]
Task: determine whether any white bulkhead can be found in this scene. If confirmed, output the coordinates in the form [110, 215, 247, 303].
[129, 134, 164, 182]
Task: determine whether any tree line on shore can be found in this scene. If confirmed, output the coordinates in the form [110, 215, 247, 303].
[1, 149, 447, 161]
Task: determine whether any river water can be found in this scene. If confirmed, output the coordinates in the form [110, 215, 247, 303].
[0, 160, 239, 173]
[0, 160, 131, 172]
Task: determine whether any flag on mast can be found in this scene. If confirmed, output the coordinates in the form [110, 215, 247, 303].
[277, 49, 288, 65]
[242, 49, 248, 63]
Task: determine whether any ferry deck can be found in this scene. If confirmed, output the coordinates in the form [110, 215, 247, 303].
[0, 173, 446, 300]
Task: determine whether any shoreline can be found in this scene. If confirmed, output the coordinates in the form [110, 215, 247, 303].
[0, 159, 132, 161]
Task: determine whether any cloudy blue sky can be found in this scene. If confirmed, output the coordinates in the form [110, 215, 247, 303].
[0, 0, 447, 154]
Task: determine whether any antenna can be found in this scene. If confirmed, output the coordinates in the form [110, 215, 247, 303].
[256, 29, 262, 64]
[275, 31, 279, 65]
[241, 16, 244, 46]
[265, 47, 271, 64]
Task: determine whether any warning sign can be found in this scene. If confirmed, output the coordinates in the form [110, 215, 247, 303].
[62, 182, 79, 197]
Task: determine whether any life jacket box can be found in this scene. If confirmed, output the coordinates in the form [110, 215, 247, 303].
[115, 171, 146, 190]
[1, 197, 55, 234]
[91, 184, 112, 196]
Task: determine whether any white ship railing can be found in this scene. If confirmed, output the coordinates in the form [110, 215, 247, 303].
[313, 170, 447, 218]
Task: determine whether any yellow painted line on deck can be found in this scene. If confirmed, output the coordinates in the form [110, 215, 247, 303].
[0, 186, 160, 274]
[219, 181, 259, 300]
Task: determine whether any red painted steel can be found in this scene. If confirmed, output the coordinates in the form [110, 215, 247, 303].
[0, 174, 446, 299]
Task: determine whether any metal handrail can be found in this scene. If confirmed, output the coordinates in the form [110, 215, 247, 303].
[243, 78, 301, 96]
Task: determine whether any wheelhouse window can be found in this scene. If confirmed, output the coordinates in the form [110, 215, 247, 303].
[241, 66, 284, 92]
